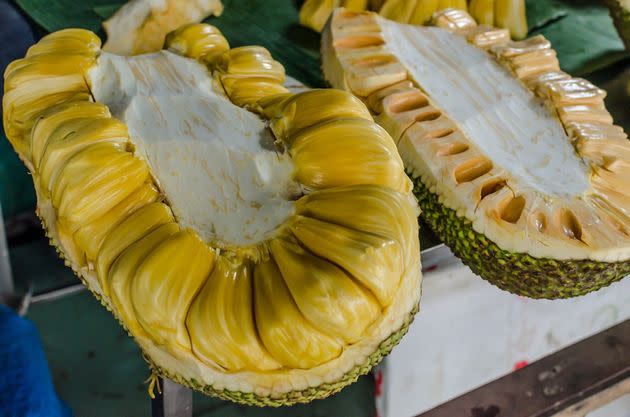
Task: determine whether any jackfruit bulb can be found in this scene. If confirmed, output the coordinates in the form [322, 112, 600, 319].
[322, 8, 630, 299]
[300, 0, 527, 39]
[3, 24, 422, 405]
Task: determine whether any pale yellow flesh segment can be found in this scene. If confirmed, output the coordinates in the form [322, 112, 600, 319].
[3, 82, 89, 155]
[222, 46, 285, 82]
[379, 0, 417, 23]
[25, 29, 101, 57]
[38, 118, 129, 195]
[296, 185, 417, 261]
[164, 24, 230, 60]
[221, 77, 289, 108]
[96, 202, 174, 296]
[253, 258, 342, 369]
[270, 236, 380, 343]
[469, 0, 495, 25]
[410, 0, 439, 25]
[290, 118, 410, 193]
[260, 89, 371, 142]
[495, 0, 527, 39]
[4, 54, 95, 91]
[73, 181, 159, 263]
[131, 230, 215, 354]
[30, 102, 110, 170]
[186, 258, 281, 371]
[290, 215, 402, 306]
[51, 142, 150, 228]
[300, 0, 342, 32]
[109, 223, 181, 338]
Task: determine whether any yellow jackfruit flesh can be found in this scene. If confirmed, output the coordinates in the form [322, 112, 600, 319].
[253, 258, 343, 369]
[96, 202, 173, 292]
[131, 230, 215, 353]
[108, 222, 181, 337]
[299, 0, 526, 38]
[3, 24, 421, 406]
[187, 257, 281, 371]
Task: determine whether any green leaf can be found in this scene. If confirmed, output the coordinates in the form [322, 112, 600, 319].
[527, 0, 627, 75]
[93, 4, 125, 20]
[15, 0, 116, 33]
[525, 0, 567, 32]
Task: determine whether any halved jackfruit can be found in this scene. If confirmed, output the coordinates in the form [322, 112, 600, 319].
[322, 8, 630, 299]
[3, 24, 421, 405]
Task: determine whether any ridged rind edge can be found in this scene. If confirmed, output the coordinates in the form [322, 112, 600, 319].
[412, 175, 630, 299]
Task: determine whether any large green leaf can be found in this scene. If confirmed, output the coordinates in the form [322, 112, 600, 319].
[15, 0, 117, 33]
[526, 0, 627, 75]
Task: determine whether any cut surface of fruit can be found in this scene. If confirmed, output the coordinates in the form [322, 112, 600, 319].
[3, 23, 421, 405]
[89, 51, 296, 247]
[322, 8, 630, 298]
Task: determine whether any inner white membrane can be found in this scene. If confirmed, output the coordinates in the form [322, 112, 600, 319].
[380, 19, 590, 197]
[88, 51, 297, 246]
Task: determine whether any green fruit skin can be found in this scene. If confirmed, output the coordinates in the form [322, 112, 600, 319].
[412, 176, 630, 299]
[604, 0, 630, 50]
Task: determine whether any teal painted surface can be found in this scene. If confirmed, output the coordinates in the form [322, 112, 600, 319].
[0, 138, 35, 220]
[10, 236, 78, 294]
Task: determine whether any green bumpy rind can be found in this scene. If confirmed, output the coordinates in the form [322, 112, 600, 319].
[412, 176, 630, 299]
[39, 208, 418, 407]
[604, 0, 630, 50]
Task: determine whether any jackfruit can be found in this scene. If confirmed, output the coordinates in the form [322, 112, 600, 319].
[322, 8, 630, 299]
[3, 23, 421, 405]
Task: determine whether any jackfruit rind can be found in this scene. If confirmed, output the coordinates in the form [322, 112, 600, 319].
[413, 177, 630, 299]
[3, 23, 421, 405]
[322, 8, 630, 298]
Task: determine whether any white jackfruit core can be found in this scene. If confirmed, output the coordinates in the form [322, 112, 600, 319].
[380, 20, 590, 197]
[88, 51, 297, 246]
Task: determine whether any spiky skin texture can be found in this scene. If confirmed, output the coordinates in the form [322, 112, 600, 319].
[604, 0, 630, 50]
[38, 206, 417, 406]
[412, 175, 630, 299]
